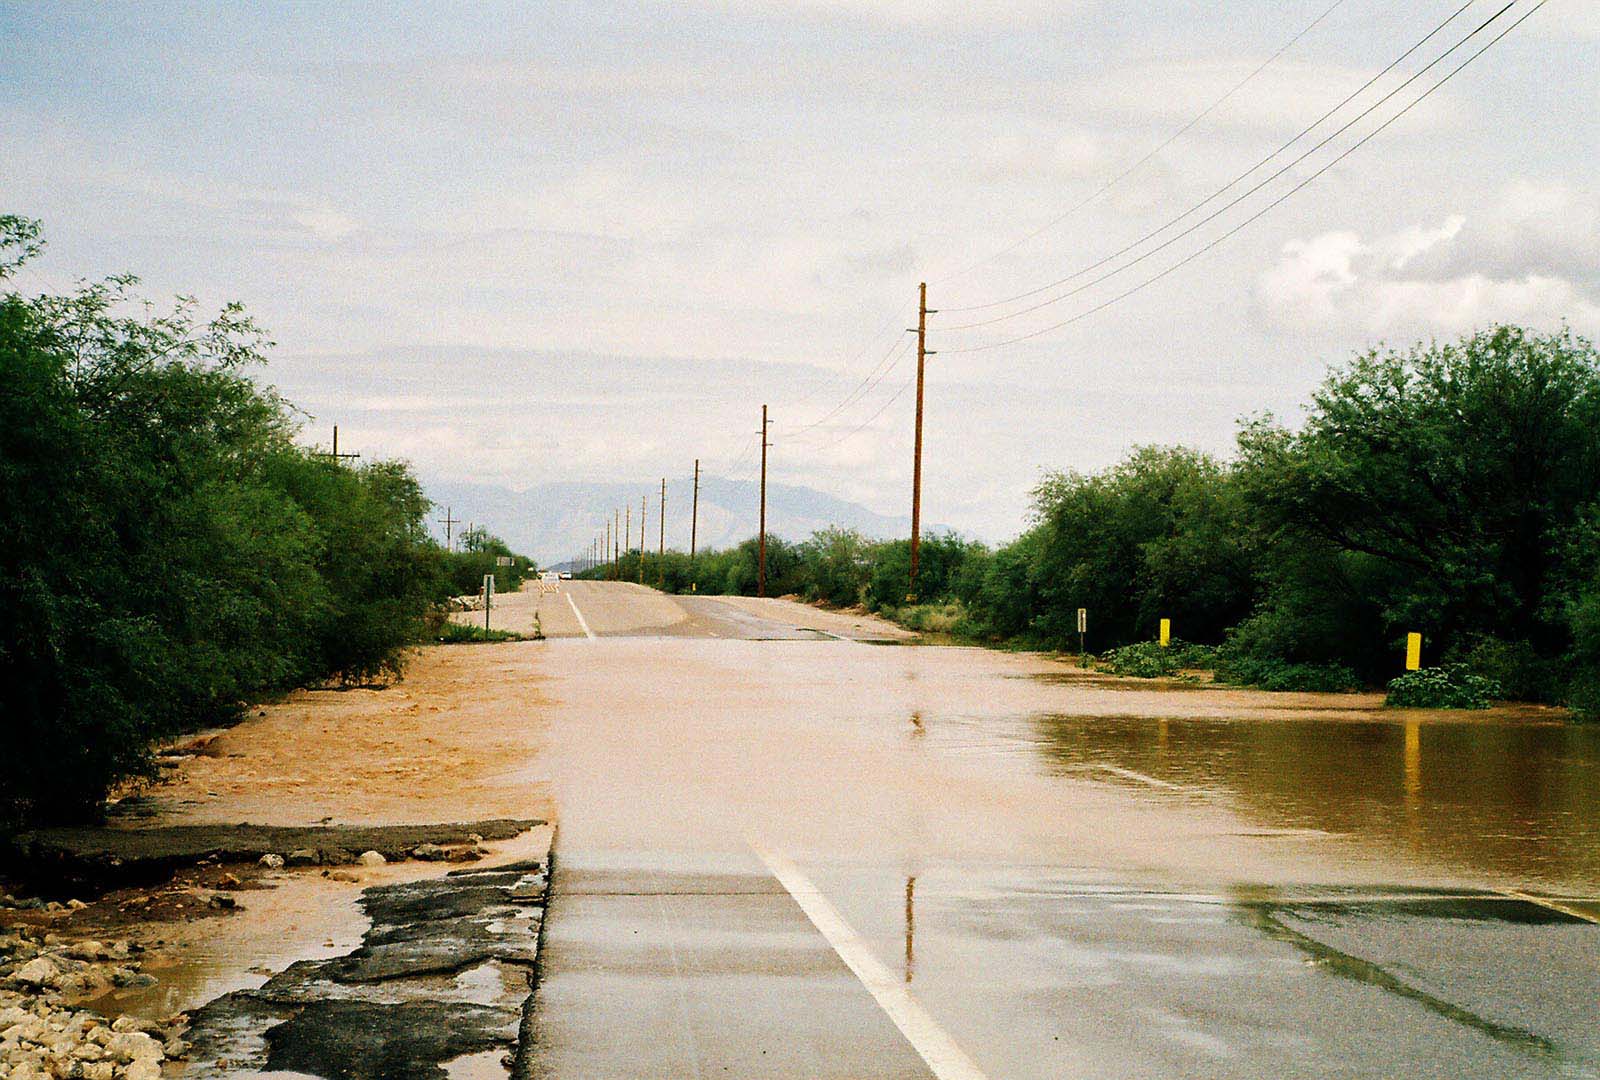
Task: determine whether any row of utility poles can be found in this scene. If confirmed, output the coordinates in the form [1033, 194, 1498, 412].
[582, 282, 934, 600]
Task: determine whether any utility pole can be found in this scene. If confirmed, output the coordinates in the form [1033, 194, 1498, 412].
[758, 404, 771, 598]
[690, 459, 700, 563]
[613, 510, 620, 579]
[639, 494, 647, 585]
[436, 506, 458, 552]
[318, 425, 361, 466]
[625, 503, 631, 582]
[908, 282, 936, 601]
[658, 478, 666, 585]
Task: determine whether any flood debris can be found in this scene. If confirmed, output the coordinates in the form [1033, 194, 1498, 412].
[4, 819, 544, 893]
[183, 856, 549, 1079]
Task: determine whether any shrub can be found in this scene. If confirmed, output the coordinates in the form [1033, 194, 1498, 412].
[1215, 654, 1359, 692]
[1385, 664, 1502, 710]
[1099, 640, 1216, 678]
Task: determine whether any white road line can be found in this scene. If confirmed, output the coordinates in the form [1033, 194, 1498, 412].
[750, 844, 990, 1080]
[565, 593, 596, 639]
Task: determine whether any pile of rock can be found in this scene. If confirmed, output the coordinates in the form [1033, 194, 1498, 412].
[0, 931, 188, 1079]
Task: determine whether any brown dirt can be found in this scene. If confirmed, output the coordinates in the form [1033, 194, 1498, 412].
[123, 643, 555, 828]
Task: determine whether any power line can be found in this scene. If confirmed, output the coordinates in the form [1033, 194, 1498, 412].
[786, 335, 916, 443]
[941, 0, 1547, 356]
[940, 0, 1495, 326]
[929, 0, 1351, 291]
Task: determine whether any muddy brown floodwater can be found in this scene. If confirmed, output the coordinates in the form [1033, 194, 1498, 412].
[89, 604, 1600, 1078]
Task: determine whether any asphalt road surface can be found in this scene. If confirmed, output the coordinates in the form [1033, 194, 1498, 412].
[513, 582, 1600, 1079]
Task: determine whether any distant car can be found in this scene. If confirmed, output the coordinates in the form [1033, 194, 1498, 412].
[559, 571, 573, 579]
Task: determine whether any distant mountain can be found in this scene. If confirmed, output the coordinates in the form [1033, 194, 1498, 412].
[422, 476, 927, 567]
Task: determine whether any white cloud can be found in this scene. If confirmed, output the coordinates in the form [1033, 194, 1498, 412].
[1256, 211, 1600, 336]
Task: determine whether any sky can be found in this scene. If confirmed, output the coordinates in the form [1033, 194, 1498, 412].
[3, 0, 1597, 543]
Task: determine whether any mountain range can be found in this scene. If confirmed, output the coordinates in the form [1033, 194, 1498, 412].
[422, 476, 925, 568]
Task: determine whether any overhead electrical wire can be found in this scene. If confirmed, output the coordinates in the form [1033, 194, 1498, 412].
[940, 0, 1548, 356]
[802, 374, 918, 455]
[929, 0, 1351, 290]
[940, 0, 1492, 324]
[785, 334, 916, 440]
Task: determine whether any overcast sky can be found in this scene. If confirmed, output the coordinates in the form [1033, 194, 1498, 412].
[4, 1, 1597, 542]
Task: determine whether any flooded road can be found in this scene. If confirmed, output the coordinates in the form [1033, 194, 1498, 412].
[522, 594, 1600, 1079]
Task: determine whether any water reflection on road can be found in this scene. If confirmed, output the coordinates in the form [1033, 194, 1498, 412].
[1022, 712, 1600, 891]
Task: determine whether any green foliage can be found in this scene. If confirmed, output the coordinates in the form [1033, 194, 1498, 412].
[434, 622, 524, 644]
[1385, 664, 1503, 710]
[1214, 654, 1359, 693]
[966, 447, 1260, 650]
[1098, 640, 1217, 679]
[0, 219, 462, 826]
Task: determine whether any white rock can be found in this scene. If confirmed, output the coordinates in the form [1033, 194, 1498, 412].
[105, 1030, 162, 1063]
[356, 850, 386, 867]
[258, 853, 286, 870]
[124, 1058, 162, 1080]
[12, 958, 62, 987]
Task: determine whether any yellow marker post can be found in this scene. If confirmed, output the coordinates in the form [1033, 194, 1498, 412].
[1405, 632, 1422, 671]
[1159, 618, 1171, 648]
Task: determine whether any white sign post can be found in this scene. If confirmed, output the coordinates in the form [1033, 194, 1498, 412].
[483, 573, 495, 637]
[1077, 608, 1087, 657]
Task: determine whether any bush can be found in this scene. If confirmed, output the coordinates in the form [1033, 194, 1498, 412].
[1215, 654, 1359, 692]
[1099, 640, 1217, 678]
[1385, 664, 1503, 710]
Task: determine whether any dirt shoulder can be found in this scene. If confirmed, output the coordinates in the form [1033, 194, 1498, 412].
[124, 641, 553, 828]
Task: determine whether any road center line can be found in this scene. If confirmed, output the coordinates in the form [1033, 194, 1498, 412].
[565, 593, 596, 639]
[749, 844, 991, 1080]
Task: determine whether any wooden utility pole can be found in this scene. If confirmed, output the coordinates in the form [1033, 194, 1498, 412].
[909, 282, 935, 600]
[436, 506, 459, 552]
[758, 404, 771, 598]
[658, 478, 666, 585]
[625, 504, 631, 580]
[690, 459, 700, 562]
[318, 425, 361, 466]
[613, 510, 620, 579]
[639, 494, 647, 585]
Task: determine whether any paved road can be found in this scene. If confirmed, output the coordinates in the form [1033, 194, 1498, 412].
[519, 583, 1600, 1079]
[463, 579, 915, 642]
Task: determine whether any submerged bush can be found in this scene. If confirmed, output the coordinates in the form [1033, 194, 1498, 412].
[1385, 664, 1503, 710]
[1099, 640, 1217, 678]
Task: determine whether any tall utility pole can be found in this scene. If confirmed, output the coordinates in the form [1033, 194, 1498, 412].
[639, 494, 647, 585]
[437, 506, 459, 552]
[690, 459, 700, 562]
[658, 478, 666, 585]
[625, 504, 631, 579]
[758, 404, 771, 598]
[908, 282, 936, 600]
[613, 510, 620, 579]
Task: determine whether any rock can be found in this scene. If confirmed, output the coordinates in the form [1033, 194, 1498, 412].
[284, 849, 318, 867]
[63, 942, 104, 962]
[257, 854, 285, 870]
[161, 1036, 191, 1059]
[325, 871, 359, 884]
[65, 900, 88, 913]
[113, 973, 157, 990]
[411, 843, 448, 861]
[207, 894, 237, 910]
[124, 1059, 162, 1080]
[105, 1029, 162, 1063]
[216, 873, 243, 890]
[356, 850, 386, 867]
[111, 1017, 159, 1036]
[81, 1061, 117, 1080]
[12, 957, 64, 987]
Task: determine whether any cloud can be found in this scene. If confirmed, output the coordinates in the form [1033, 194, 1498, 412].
[1255, 206, 1600, 336]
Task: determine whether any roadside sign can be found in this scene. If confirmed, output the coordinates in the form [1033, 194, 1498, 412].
[1077, 608, 1087, 634]
[496, 555, 513, 567]
[1406, 632, 1422, 671]
[1159, 618, 1171, 648]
